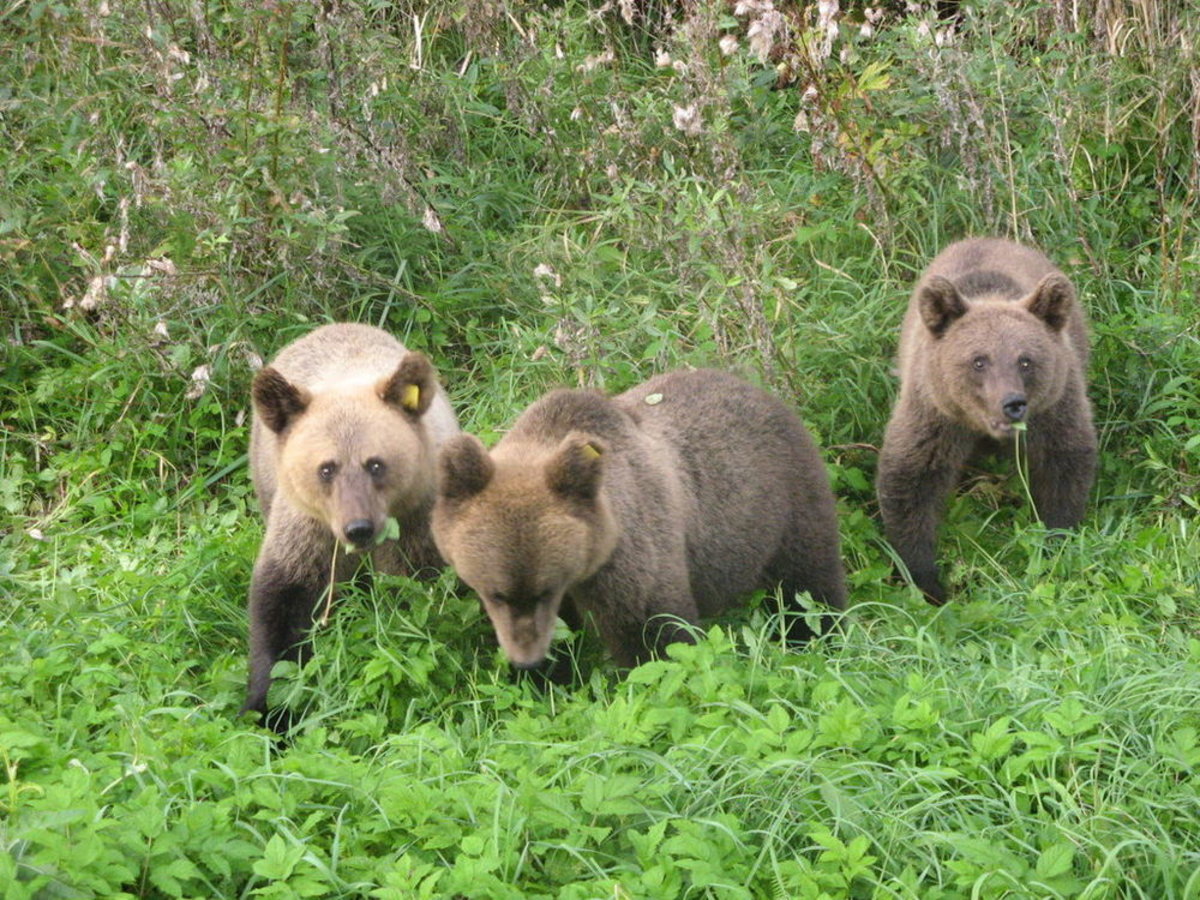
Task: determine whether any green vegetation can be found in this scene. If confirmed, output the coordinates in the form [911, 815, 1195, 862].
[2, 1, 1198, 897]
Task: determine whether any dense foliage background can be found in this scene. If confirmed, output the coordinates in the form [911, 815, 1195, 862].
[2, 1, 1198, 897]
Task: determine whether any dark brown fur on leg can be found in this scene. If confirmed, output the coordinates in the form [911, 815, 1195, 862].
[876, 412, 976, 604]
[1025, 393, 1097, 530]
[242, 550, 331, 726]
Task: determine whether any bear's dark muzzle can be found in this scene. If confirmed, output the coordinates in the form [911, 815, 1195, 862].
[1002, 393, 1027, 423]
[344, 518, 376, 547]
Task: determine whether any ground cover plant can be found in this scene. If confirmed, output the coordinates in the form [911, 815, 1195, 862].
[1, 0, 1198, 897]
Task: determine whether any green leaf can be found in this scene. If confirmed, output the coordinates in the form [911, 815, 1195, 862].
[375, 516, 401, 546]
[1043, 697, 1102, 737]
[971, 717, 1016, 762]
[626, 660, 673, 684]
[0, 729, 45, 755]
[253, 835, 301, 881]
[1035, 842, 1075, 880]
[148, 857, 203, 898]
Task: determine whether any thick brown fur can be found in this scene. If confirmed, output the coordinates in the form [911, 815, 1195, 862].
[876, 238, 1098, 604]
[243, 323, 459, 725]
[432, 370, 847, 670]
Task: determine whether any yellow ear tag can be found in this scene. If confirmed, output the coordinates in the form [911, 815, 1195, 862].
[582, 443, 602, 460]
[401, 384, 421, 411]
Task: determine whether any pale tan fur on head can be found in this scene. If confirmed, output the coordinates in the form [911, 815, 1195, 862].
[432, 431, 619, 667]
[253, 352, 440, 548]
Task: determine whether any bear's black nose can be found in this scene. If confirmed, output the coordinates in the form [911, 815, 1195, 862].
[344, 519, 376, 546]
[1002, 394, 1027, 422]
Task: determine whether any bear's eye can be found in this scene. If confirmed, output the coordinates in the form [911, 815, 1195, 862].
[1018, 356, 1033, 372]
[365, 458, 387, 478]
[317, 461, 338, 483]
[971, 356, 988, 372]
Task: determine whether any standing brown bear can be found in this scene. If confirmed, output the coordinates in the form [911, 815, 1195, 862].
[431, 369, 847, 670]
[876, 238, 1097, 604]
[243, 323, 459, 724]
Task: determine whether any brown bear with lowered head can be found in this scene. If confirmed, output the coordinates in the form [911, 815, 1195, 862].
[876, 237, 1097, 604]
[244, 323, 459, 725]
[431, 369, 847, 670]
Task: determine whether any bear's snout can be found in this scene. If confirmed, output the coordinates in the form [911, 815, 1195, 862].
[1001, 393, 1027, 423]
[343, 518, 376, 547]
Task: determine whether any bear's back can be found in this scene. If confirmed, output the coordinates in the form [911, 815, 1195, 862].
[615, 369, 817, 472]
[924, 238, 1059, 298]
[614, 370, 831, 614]
[504, 387, 634, 447]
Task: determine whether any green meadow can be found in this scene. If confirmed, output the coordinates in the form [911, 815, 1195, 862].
[2, 1, 1198, 897]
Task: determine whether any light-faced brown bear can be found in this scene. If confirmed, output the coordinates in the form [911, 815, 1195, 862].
[431, 369, 847, 670]
[876, 238, 1097, 604]
[243, 323, 459, 725]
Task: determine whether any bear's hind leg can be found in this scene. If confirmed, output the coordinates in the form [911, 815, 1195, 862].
[772, 563, 848, 643]
[768, 507, 848, 642]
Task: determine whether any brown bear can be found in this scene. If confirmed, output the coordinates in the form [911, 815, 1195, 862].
[431, 369, 847, 670]
[242, 323, 459, 724]
[876, 237, 1097, 604]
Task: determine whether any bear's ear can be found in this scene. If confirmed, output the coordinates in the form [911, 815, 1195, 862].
[1025, 273, 1075, 332]
[438, 434, 495, 502]
[252, 367, 311, 434]
[917, 276, 969, 338]
[379, 352, 437, 417]
[546, 432, 606, 504]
